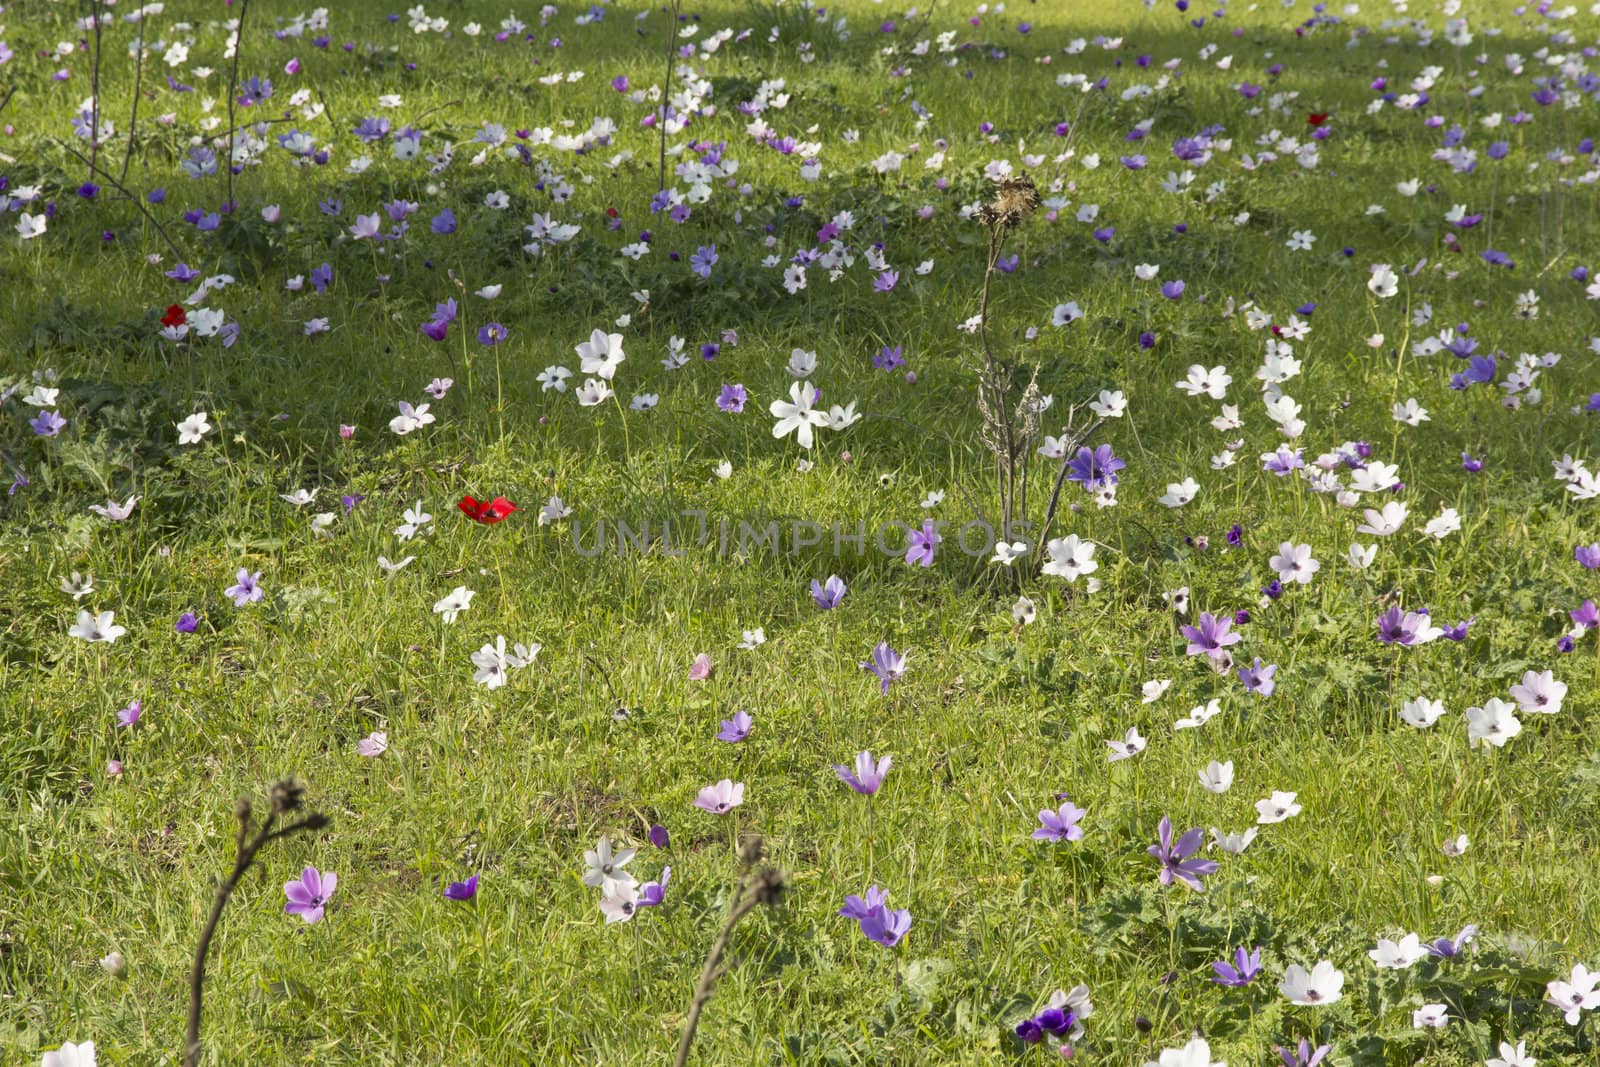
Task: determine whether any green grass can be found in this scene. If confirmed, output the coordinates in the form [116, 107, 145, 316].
[3, 0, 1600, 1064]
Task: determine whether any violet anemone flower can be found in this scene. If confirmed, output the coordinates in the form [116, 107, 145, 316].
[1148, 815, 1218, 891]
[861, 642, 907, 693]
[1212, 945, 1263, 986]
[1033, 800, 1086, 842]
[284, 866, 337, 923]
[1065, 444, 1125, 490]
[811, 574, 847, 609]
[1180, 612, 1242, 662]
[717, 710, 753, 743]
[835, 750, 891, 795]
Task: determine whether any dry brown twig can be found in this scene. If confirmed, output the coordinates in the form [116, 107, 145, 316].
[671, 836, 786, 1067]
[184, 779, 329, 1067]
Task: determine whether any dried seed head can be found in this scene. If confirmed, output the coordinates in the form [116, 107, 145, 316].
[749, 868, 787, 908]
[980, 174, 1040, 230]
[269, 779, 306, 813]
[994, 174, 1040, 218]
[738, 834, 766, 866]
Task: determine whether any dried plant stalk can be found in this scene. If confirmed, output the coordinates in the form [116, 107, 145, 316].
[671, 837, 786, 1067]
[185, 780, 329, 1067]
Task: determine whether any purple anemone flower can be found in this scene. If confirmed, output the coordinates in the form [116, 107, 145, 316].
[1032, 1007, 1076, 1037]
[905, 520, 941, 567]
[1426, 924, 1477, 958]
[1066, 444, 1125, 490]
[834, 750, 891, 795]
[1033, 800, 1086, 842]
[30, 411, 67, 437]
[839, 886, 890, 920]
[717, 710, 753, 743]
[1376, 605, 1435, 645]
[1238, 658, 1277, 696]
[1276, 1040, 1332, 1067]
[689, 244, 718, 279]
[444, 875, 479, 901]
[1180, 612, 1242, 662]
[861, 643, 907, 694]
[859, 904, 912, 947]
[284, 866, 336, 923]
[811, 574, 847, 610]
[1148, 815, 1218, 890]
[1015, 1019, 1045, 1043]
[225, 568, 265, 607]
[639, 867, 670, 907]
[1212, 945, 1262, 986]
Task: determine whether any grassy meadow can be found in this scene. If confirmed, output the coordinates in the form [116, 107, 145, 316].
[3, 0, 1600, 1063]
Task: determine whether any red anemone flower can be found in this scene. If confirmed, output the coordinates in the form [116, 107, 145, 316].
[458, 495, 518, 524]
[161, 304, 187, 328]
[1307, 112, 1328, 126]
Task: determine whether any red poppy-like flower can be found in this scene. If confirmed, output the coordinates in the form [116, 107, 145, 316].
[1307, 112, 1328, 126]
[458, 495, 518, 524]
[161, 304, 187, 328]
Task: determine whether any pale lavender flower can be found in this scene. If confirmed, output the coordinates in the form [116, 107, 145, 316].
[690, 244, 718, 279]
[717, 710, 753, 742]
[905, 520, 941, 567]
[225, 568, 264, 606]
[693, 779, 744, 813]
[1180, 612, 1242, 662]
[283, 866, 336, 923]
[834, 750, 891, 795]
[1275, 1039, 1332, 1067]
[811, 574, 847, 609]
[31, 410, 67, 437]
[861, 642, 907, 693]
[1033, 800, 1086, 842]
[1238, 657, 1277, 696]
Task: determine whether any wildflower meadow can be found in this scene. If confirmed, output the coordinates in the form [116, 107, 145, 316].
[5, 0, 1600, 1063]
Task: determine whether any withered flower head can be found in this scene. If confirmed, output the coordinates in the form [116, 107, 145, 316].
[995, 174, 1040, 216]
[269, 779, 307, 813]
[749, 868, 788, 908]
[738, 834, 766, 866]
[979, 173, 1040, 230]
